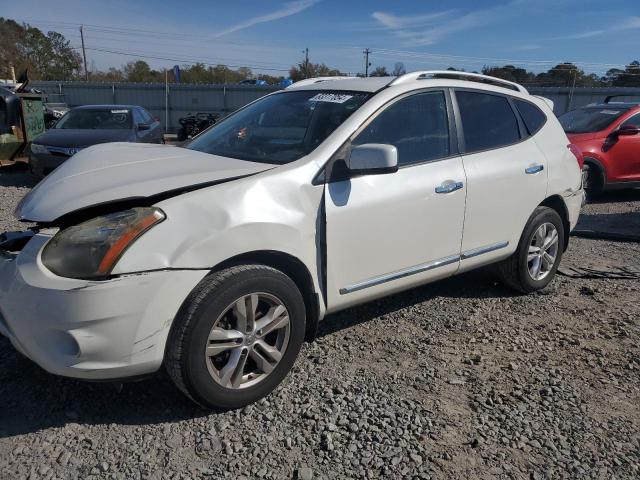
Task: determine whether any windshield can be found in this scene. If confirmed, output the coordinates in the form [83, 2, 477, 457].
[187, 90, 371, 164]
[55, 108, 132, 130]
[558, 107, 628, 134]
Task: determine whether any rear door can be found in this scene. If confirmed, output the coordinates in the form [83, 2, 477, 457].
[324, 89, 467, 311]
[454, 90, 548, 271]
[609, 112, 640, 181]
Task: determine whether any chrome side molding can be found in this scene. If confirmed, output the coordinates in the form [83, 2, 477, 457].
[339, 241, 509, 295]
[339, 254, 459, 295]
[460, 241, 509, 260]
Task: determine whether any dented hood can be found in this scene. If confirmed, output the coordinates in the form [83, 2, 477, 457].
[16, 142, 273, 222]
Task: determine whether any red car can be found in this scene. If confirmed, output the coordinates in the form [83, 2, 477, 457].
[558, 98, 640, 195]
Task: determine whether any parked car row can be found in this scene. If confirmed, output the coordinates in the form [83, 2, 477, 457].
[24, 89, 640, 197]
[29, 104, 164, 177]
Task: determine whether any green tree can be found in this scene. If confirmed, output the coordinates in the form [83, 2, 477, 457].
[123, 60, 155, 82]
[369, 66, 389, 77]
[257, 73, 285, 85]
[289, 62, 344, 81]
[0, 17, 81, 80]
[180, 63, 211, 83]
[482, 65, 534, 84]
[535, 63, 591, 87]
[612, 61, 640, 87]
[392, 62, 406, 76]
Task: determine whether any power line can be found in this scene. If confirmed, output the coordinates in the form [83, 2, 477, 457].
[70, 46, 292, 73]
[364, 47, 635, 71]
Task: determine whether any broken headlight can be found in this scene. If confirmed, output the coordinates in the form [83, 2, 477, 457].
[42, 207, 165, 279]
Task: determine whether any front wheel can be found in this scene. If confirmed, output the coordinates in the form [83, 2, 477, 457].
[583, 163, 604, 199]
[165, 265, 306, 409]
[497, 206, 564, 293]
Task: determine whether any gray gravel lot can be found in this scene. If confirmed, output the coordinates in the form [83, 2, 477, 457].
[0, 168, 639, 479]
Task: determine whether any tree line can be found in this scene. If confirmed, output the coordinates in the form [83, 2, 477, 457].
[1, 18, 639, 87]
[365, 62, 640, 87]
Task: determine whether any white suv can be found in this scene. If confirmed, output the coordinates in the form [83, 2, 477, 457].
[0, 72, 583, 408]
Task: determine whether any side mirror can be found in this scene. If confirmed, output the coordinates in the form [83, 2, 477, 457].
[616, 124, 640, 137]
[604, 124, 640, 152]
[346, 143, 398, 175]
[137, 123, 150, 131]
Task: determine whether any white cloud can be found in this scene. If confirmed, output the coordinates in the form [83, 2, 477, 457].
[213, 0, 319, 38]
[371, 11, 453, 30]
[371, 4, 513, 47]
[563, 30, 607, 40]
[560, 15, 640, 40]
[620, 16, 640, 30]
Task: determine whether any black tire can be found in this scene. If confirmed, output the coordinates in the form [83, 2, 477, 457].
[165, 264, 306, 409]
[497, 206, 565, 293]
[583, 163, 604, 199]
[176, 127, 188, 142]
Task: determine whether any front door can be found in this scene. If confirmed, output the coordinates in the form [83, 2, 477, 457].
[609, 113, 640, 181]
[324, 90, 467, 312]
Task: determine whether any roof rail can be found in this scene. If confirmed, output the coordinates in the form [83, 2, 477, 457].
[286, 76, 354, 89]
[390, 70, 528, 94]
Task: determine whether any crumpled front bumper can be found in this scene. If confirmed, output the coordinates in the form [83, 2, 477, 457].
[0, 232, 207, 380]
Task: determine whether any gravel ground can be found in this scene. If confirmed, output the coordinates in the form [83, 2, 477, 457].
[0, 168, 639, 480]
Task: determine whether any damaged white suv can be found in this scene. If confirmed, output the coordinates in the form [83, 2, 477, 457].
[0, 72, 583, 408]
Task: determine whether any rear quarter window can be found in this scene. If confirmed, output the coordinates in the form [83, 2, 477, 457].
[514, 99, 547, 136]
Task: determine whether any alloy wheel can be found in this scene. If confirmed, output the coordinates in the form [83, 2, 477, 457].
[205, 293, 290, 389]
[527, 222, 559, 281]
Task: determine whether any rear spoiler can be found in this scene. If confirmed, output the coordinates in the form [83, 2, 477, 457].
[533, 95, 554, 111]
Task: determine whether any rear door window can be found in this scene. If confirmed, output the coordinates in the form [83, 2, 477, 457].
[514, 99, 547, 136]
[456, 91, 520, 153]
[352, 91, 450, 166]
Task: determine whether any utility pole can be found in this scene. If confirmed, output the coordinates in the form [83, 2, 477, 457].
[363, 48, 371, 77]
[303, 48, 309, 79]
[80, 25, 89, 81]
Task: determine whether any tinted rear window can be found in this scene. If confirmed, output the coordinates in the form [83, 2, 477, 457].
[456, 91, 520, 153]
[514, 99, 547, 135]
[558, 107, 628, 134]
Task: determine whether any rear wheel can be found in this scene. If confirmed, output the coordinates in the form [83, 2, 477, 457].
[165, 264, 306, 409]
[498, 206, 564, 293]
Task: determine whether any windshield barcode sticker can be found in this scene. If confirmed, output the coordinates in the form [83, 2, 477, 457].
[309, 93, 353, 104]
[111, 109, 129, 114]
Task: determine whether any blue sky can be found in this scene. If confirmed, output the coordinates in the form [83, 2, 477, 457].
[2, 0, 639, 77]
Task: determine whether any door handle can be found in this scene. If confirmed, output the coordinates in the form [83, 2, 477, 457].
[435, 181, 464, 194]
[525, 164, 544, 174]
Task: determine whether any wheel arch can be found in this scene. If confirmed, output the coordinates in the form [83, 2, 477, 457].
[539, 195, 570, 251]
[211, 250, 321, 342]
[583, 155, 607, 183]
